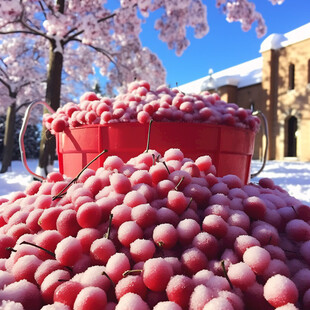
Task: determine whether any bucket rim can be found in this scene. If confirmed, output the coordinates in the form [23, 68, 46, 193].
[62, 122, 257, 135]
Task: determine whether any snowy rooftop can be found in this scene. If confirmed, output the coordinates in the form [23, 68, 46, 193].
[178, 57, 263, 94]
[260, 22, 310, 52]
[179, 22, 310, 93]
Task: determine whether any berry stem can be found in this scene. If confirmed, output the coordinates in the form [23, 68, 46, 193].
[19, 241, 73, 272]
[52, 149, 108, 200]
[162, 161, 170, 174]
[20, 241, 56, 258]
[157, 241, 165, 247]
[186, 197, 193, 210]
[122, 269, 143, 277]
[221, 260, 234, 290]
[152, 153, 161, 165]
[174, 176, 185, 191]
[145, 119, 153, 153]
[291, 206, 297, 215]
[102, 271, 115, 287]
[175, 82, 185, 95]
[104, 214, 113, 239]
[6, 247, 17, 253]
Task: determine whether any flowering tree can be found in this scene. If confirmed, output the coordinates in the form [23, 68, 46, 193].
[0, 36, 47, 173]
[0, 35, 96, 173]
[0, 0, 284, 175]
[216, 0, 284, 36]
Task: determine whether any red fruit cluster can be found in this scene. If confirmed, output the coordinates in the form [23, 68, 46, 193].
[43, 80, 260, 135]
[0, 148, 309, 309]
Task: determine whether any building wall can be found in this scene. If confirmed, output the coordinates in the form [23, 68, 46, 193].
[275, 38, 310, 161]
[180, 26, 310, 162]
[231, 38, 310, 161]
[236, 84, 267, 161]
[218, 85, 238, 104]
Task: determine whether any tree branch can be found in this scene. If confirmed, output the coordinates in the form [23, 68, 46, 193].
[0, 69, 10, 84]
[63, 28, 82, 43]
[19, 17, 49, 39]
[0, 7, 48, 39]
[25, 18, 42, 32]
[0, 29, 39, 36]
[57, 0, 65, 14]
[0, 58, 8, 71]
[97, 12, 117, 23]
[66, 37, 124, 87]
[38, 0, 48, 19]
[63, 12, 117, 43]
[19, 80, 33, 89]
[16, 100, 37, 113]
[69, 38, 118, 67]
[0, 76, 12, 93]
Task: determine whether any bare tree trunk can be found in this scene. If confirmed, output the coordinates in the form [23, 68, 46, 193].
[38, 39, 63, 177]
[38, 0, 65, 177]
[1, 102, 16, 173]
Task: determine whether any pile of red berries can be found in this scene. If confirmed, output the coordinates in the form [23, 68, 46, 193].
[0, 148, 309, 309]
[43, 80, 261, 135]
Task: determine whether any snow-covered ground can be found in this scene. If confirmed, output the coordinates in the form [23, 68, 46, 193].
[251, 160, 310, 205]
[0, 159, 309, 205]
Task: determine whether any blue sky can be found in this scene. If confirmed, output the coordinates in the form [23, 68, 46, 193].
[138, 0, 310, 87]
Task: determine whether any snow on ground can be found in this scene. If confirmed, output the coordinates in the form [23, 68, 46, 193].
[251, 160, 310, 205]
[0, 159, 309, 205]
[0, 160, 58, 199]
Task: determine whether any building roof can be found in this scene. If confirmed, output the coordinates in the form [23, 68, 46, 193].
[260, 22, 310, 52]
[179, 57, 262, 94]
[179, 22, 310, 94]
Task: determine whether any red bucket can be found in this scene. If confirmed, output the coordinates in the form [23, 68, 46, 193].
[56, 122, 256, 184]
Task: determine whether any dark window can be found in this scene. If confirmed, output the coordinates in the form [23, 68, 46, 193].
[286, 116, 297, 157]
[288, 63, 295, 90]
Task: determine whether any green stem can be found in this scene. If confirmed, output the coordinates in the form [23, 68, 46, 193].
[291, 206, 297, 215]
[52, 149, 108, 200]
[20, 241, 55, 258]
[20, 241, 73, 272]
[162, 161, 170, 174]
[145, 120, 153, 153]
[221, 260, 234, 290]
[104, 214, 113, 239]
[175, 176, 185, 191]
[157, 241, 164, 247]
[102, 271, 115, 287]
[186, 197, 193, 210]
[122, 269, 143, 277]
[6, 247, 17, 253]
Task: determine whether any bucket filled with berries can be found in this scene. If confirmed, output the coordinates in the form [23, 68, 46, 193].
[40, 80, 262, 184]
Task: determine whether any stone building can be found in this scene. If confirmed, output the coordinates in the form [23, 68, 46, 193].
[179, 23, 310, 161]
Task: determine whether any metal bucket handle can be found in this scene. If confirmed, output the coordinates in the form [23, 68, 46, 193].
[250, 110, 269, 179]
[19, 100, 55, 181]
